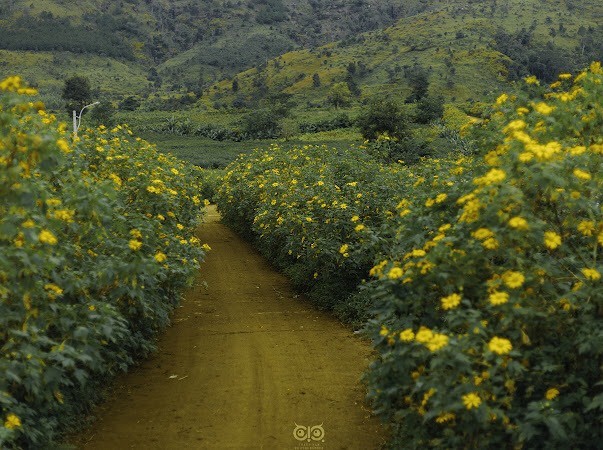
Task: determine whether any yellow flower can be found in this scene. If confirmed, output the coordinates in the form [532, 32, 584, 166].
[399, 329, 415, 341]
[355, 224, 365, 232]
[22, 219, 35, 228]
[525, 75, 540, 85]
[339, 244, 349, 256]
[533, 102, 554, 115]
[472, 228, 494, 240]
[544, 231, 562, 249]
[545, 388, 560, 400]
[489, 291, 509, 306]
[581, 268, 601, 281]
[38, 229, 58, 245]
[573, 168, 591, 180]
[435, 193, 447, 203]
[53, 209, 75, 222]
[379, 325, 389, 337]
[436, 412, 456, 423]
[129, 240, 142, 251]
[462, 392, 481, 410]
[44, 283, 63, 299]
[495, 93, 508, 105]
[474, 168, 506, 186]
[482, 238, 499, 250]
[488, 336, 513, 355]
[154, 252, 167, 263]
[130, 229, 142, 239]
[426, 333, 449, 352]
[502, 271, 525, 288]
[56, 138, 71, 154]
[441, 293, 462, 310]
[4, 413, 21, 430]
[202, 243, 212, 252]
[577, 221, 595, 236]
[558, 73, 572, 80]
[504, 119, 526, 133]
[415, 327, 434, 344]
[508, 217, 529, 230]
[387, 267, 403, 280]
[351, 215, 360, 222]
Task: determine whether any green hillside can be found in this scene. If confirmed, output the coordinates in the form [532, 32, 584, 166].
[204, 0, 603, 107]
[0, 0, 432, 102]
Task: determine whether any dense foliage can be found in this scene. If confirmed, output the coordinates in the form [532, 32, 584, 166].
[217, 64, 603, 447]
[365, 63, 603, 449]
[0, 77, 207, 448]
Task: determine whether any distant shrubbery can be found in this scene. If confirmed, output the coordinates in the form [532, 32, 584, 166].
[0, 13, 134, 59]
[298, 114, 353, 133]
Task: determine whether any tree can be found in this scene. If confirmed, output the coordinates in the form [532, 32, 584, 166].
[62, 75, 92, 115]
[240, 108, 282, 139]
[232, 78, 239, 92]
[415, 95, 445, 124]
[356, 97, 407, 140]
[405, 65, 430, 102]
[119, 96, 141, 111]
[312, 73, 321, 88]
[89, 100, 115, 128]
[327, 82, 352, 108]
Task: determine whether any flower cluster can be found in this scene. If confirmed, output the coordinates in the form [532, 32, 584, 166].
[0, 78, 207, 448]
[366, 64, 603, 448]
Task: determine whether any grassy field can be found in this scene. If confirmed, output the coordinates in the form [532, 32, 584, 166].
[141, 131, 363, 168]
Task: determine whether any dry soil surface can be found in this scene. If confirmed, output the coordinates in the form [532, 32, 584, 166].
[71, 206, 385, 449]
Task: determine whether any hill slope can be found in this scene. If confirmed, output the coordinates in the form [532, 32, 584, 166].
[202, 0, 603, 108]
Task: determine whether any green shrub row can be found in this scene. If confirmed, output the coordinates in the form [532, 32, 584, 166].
[0, 77, 207, 448]
[216, 64, 603, 447]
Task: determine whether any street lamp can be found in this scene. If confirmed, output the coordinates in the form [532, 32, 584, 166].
[72, 101, 100, 138]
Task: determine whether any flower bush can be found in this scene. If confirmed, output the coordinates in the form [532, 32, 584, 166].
[216, 141, 475, 322]
[0, 77, 206, 448]
[365, 64, 603, 448]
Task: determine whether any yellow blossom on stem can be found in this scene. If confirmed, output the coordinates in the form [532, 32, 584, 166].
[573, 168, 591, 180]
[129, 240, 142, 251]
[387, 267, 403, 280]
[441, 293, 462, 310]
[399, 329, 415, 342]
[502, 271, 525, 288]
[544, 231, 562, 249]
[489, 291, 509, 306]
[462, 392, 482, 410]
[508, 217, 529, 230]
[581, 268, 601, 281]
[426, 333, 449, 352]
[545, 388, 560, 400]
[488, 336, 513, 355]
[577, 221, 595, 236]
[38, 229, 57, 245]
[4, 413, 21, 429]
[154, 252, 167, 263]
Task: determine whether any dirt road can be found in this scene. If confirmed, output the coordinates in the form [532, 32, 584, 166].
[72, 206, 385, 449]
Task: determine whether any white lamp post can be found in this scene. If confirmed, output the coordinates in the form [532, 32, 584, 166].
[72, 101, 100, 138]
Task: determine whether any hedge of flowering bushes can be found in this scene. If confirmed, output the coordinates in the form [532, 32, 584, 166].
[217, 64, 603, 447]
[365, 63, 603, 448]
[0, 78, 206, 448]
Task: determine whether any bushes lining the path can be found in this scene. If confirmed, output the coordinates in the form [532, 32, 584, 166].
[216, 64, 603, 447]
[0, 77, 207, 448]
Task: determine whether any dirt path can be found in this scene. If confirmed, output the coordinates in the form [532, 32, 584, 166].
[72, 206, 385, 449]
